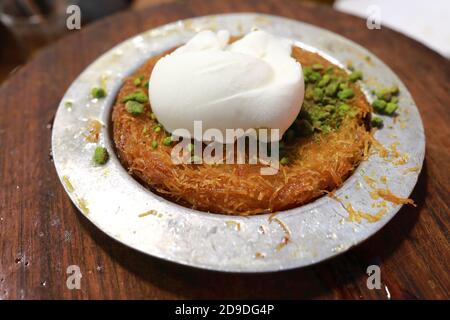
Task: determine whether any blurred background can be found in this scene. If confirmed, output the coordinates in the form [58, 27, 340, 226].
[0, 0, 449, 83]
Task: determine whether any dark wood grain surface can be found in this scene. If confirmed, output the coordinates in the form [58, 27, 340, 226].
[0, 0, 449, 300]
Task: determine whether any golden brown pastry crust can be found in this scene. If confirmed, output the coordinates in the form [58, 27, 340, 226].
[112, 46, 371, 215]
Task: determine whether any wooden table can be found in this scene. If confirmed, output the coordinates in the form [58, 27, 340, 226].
[0, 0, 448, 300]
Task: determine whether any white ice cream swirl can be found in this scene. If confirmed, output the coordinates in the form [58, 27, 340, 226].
[149, 29, 305, 143]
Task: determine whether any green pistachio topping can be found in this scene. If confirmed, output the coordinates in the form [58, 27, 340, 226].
[349, 70, 363, 82]
[376, 86, 399, 102]
[91, 87, 106, 99]
[337, 88, 354, 100]
[339, 82, 349, 90]
[283, 63, 395, 142]
[134, 75, 145, 86]
[93, 146, 109, 165]
[153, 124, 162, 133]
[280, 157, 290, 165]
[125, 101, 144, 115]
[303, 67, 322, 83]
[384, 102, 398, 115]
[325, 66, 334, 74]
[122, 91, 148, 103]
[370, 116, 384, 128]
[371, 85, 400, 117]
[317, 74, 331, 88]
[337, 103, 351, 116]
[313, 87, 324, 102]
[151, 141, 158, 149]
[325, 82, 339, 97]
[162, 136, 172, 146]
[312, 63, 324, 71]
[372, 99, 387, 113]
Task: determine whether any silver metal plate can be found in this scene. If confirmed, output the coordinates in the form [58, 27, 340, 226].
[52, 13, 425, 272]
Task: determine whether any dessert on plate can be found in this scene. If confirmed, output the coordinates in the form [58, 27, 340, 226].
[112, 29, 373, 215]
[53, 14, 423, 272]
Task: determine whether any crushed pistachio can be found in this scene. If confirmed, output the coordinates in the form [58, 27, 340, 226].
[372, 99, 387, 113]
[376, 86, 399, 102]
[91, 87, 106, 99]
[162, 136, 172, 146]
[325, 82, 339, 96]
[122, 90, 148, 103]
[313, 87, 324, 102]
[337, 88, 354, 100]
[371, 116, 384, 128]
[349, 70, 363, 82]
[339, 82, 349, 90]
[286, 62, 394, 142]
[125, 101, 144, 115]
[317, 74, 331, 87]
[303, 67, 321, 83]
[280, 157, 290, 165]
[153, 124, 162, 133]
[93, 146, 109, 165]
[65, 101, 73, 108]
[371, 86, 400, 116]
[312, 63, 324, 71]
[384, 102, 398, 115]
[133, 75, 145, 87]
